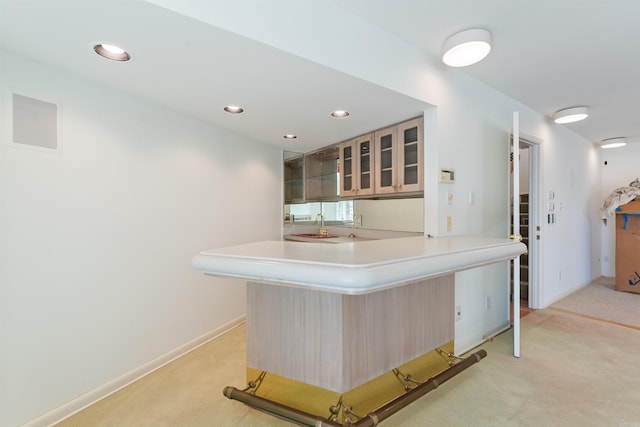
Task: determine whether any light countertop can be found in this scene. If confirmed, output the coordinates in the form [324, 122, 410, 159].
[192, 236, 527, 295]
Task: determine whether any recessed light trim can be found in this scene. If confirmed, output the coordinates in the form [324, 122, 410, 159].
[224, 105, 244, 114]
[553, 107, 589, 124]
[331, 110, 350, 118]
[283, 134, 298, 140]
[442, 29, 492, 67]
[599, 137, 626, 149]
[93, 43, 131, 61]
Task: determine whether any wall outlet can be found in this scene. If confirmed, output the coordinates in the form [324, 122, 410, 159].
[485, 296, 491, 310]
[455, 305, 462, 321]
[446, 216, 452, 232]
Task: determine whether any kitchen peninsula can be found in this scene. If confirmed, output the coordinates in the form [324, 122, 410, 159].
[193, 235, 526, 425]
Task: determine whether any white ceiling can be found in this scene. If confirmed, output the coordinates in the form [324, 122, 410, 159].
[1, 0, 639, 153]
[338, 0, 640, 145]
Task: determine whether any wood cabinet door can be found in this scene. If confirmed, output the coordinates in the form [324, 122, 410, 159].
[396, 117, 423, 193]
[355, 133, 374, 196]
[374, 125, 397, 194]
[339, 139, 357, 197]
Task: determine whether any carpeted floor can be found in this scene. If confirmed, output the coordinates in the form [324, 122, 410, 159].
[551, 276, 640, 329]
[55, 278, 640, 427]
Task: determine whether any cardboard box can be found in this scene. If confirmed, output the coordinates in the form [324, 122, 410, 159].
[615, 198, 640, 294]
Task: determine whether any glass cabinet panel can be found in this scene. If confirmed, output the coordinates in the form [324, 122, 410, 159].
[374, 117, 423, 195]
[305, 145, 339, 201]
[339, 133, 374, 197]
[397, 117, 423, 193]
[340, 143, 354, 195]
[284, 154, 304, 203]
[374, 127, 397, 194]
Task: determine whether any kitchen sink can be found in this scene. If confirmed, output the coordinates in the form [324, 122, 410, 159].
[291, 233, 339, 239]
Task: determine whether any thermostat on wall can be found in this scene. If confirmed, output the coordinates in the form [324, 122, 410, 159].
[439, 168, 455, 183]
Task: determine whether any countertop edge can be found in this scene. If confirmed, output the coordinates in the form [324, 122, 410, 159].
[192, 237, 526, 295]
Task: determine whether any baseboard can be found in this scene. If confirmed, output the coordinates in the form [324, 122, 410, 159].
[544, 280, 592, 308]
[455, 321, 511, 356]
[23, 315, 246, 427]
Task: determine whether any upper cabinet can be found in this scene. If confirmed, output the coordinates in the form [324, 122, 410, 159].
[374, 117, 423, 195]
[304, 145, 340, 201]
[284, 154, 305, 204]
[284, 116, 423, 203]
[339, 133, 374, 197]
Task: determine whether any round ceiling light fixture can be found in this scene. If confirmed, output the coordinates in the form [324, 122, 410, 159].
[283, 134, 298, 140]
[224, 105, 244, 114]
[93, 43, 131, 61]
[331, 110, 350, 118]
[553, 106, 589, 124]
[599, 137, 626, 149]
[442, 28, 492, 67]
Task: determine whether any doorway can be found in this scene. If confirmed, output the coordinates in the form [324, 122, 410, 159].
[510, 134, 542, 310]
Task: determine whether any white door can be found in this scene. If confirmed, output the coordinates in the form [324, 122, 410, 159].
[510, 112, 521, 358]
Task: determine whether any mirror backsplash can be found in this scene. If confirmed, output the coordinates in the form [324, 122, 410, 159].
[284, 198, 424, 233]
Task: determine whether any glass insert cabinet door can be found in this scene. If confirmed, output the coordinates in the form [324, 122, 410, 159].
[284, 154, 304, 203]
[374, 117, 423, 195]
[397, 117, 423, 193]
[339, 133, 374, 197]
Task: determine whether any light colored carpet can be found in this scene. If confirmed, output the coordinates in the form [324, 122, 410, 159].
[55, 307, 640, 427]
[552, 276, 640, 328]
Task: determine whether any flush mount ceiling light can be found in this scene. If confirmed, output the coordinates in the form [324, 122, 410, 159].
[283, 134, 298, 140]
[93, 43, 131, 61]
[442, 28, 492, 67]
[553, 106, 589, 124]
[599, 137, 626, 149]
[331, 110, 350, 118]
[224, 105, 244, 114]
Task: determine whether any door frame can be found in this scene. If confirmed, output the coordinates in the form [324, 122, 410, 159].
[518, 133, 542, 310]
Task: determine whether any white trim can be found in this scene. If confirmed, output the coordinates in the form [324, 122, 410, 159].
[455, 322, 511, 356]
[516, 133, 543, 309]
[22, 315, 246, 427]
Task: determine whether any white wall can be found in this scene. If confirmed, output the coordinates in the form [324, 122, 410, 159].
[599, 142, 640, 276]
[156, 1, 602, 350]
[0, 50, 282, 427]
[1, 3, 607, 423]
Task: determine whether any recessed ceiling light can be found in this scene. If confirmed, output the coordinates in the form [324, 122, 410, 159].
[93, 43, 131, 61]
[442, 29, 492, 67]
[283, 134, 297, 140]
[553, 107, 589, 124]
[331, 110, 350, 118]
[599, 137, 626, 149]
[224, 105, 244, 114]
